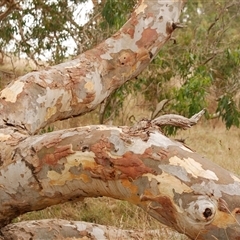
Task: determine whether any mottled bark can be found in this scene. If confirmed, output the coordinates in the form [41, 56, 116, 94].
[1, 123, 240, 239]
[0, 0, 240, 240]
[1, 219, 185, 240]
[0, 0, 183, 135]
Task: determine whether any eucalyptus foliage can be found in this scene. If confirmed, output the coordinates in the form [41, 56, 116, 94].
[103, 0, 240, 133]
[1, 0, 91, 63]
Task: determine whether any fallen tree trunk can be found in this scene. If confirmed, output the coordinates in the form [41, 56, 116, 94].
[1, 119, 240, 239]
[0, 0, 240, 239]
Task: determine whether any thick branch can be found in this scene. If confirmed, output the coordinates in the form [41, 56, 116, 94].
[0, 125, 240, 239]
[0, 0, 184, 134]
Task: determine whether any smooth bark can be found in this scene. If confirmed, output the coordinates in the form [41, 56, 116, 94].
[0, 0, 183, 135]
[0, 1, 240, 240]
[1, 121, 240, 239]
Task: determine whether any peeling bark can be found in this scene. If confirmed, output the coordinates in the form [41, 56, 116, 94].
[0, 0, 183, 135]
[0, 124, 240, 239]
[0, 0, 240, 240]
[0, 219, 185, 240]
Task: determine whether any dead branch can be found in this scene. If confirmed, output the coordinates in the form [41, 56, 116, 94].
[152, 109, 206, 129]
[131, 109, 205, 133]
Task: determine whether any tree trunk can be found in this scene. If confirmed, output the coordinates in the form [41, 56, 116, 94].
[0, 0, 240, 239]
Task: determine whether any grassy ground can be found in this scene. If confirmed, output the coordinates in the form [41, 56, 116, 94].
[176, 121, 240, 176]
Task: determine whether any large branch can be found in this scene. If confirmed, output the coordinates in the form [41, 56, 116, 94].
[0, 0, 183, 135]
[0, 124, 240, 239]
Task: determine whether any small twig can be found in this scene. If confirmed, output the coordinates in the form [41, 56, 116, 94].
[207, 1, 237, 35]
[151, 99, 169, 119]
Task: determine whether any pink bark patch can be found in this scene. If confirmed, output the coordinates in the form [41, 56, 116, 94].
[136, 28, 158, 48]
[43, 144, 74, 165]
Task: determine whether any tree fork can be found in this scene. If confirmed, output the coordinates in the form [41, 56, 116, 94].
[0, 0, 240, 239]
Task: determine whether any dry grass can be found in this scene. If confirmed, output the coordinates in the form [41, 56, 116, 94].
[15, 198, 187, 240]
[175, 120, 240, 175]
[0, 54, 46, 88]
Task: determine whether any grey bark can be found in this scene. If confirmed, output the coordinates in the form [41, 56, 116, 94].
[0, 1, 240, 240]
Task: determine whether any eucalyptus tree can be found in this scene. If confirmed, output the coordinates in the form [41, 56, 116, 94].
[0, 1, 240, 240]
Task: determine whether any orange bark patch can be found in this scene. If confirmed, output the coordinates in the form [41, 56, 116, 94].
[141, 195, 177, 224]
[43, 144, 75, 165]
[122, 27, 135, 39]
[143, 147, 169, 161]
[89, 139, 156, 180]
[110, 152, 156, 179]
[83, 91, 96, 104]
[136, 28, 158, 48]
[90, 139, 112, 166]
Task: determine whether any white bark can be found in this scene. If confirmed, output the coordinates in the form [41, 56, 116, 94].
[0, 1, 240, 240]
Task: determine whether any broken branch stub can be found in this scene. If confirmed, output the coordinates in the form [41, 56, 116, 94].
[152, 109, 206, 129]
